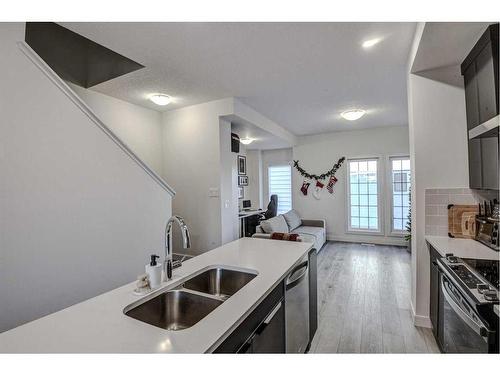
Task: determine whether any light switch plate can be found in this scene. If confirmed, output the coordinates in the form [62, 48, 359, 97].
[208, 188, 220, 197]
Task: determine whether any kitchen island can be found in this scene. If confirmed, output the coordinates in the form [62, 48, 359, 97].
[0, 238, 312, 353]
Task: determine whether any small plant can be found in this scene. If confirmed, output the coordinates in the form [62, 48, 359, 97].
[405, 192, 411, 242]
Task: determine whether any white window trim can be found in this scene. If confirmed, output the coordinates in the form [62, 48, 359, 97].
[345, 156, 384, 236]
[385, 155, 411, 237]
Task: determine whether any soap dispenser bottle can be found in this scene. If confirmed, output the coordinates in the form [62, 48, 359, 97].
[145, 255, 162, 289]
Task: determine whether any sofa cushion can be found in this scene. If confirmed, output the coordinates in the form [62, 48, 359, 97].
[291, 226, 325, 251]
[283, 209, 302, 231]
[291, 232, 316, 244]
[260, 215, 289, 234]
[291, 225, 324, 238]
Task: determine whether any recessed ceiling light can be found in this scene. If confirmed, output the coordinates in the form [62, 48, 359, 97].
[149, 94, 171, 106]
[362, 38, 382, 48]
[341, 109, 366, 121]
[240, 138, 254, 145]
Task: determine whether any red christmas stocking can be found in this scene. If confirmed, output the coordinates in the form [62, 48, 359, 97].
[327, 176, 338, 194]
[300, 180, 310, 195]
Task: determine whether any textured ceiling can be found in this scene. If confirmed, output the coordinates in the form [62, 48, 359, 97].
[62, 22, 416, 136]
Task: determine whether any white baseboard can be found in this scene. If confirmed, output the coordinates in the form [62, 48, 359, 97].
[327, 234, 407, 247]
[410, 300, 432, 328]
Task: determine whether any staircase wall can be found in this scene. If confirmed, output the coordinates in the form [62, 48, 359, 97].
[0, 23, 173, 333]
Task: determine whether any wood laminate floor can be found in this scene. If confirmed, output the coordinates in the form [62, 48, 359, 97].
[309, 241, 440, 353]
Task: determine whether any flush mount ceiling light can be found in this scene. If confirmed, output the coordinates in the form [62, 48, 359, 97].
[240, 138, 254, 145]
[149, 94, 171, 106]
[341, 109, 366, 121]
[362, 38, 382, 49]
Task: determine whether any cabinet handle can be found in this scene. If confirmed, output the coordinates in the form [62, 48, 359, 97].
[263, 302, 282, 325]
[255, 302, 283, 336]
[238, 335, 255, 353]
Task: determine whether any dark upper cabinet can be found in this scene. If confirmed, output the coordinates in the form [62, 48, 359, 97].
[468, 139, 482, 189]
[464, 63, 480, 130]
[461, 23, 499, 190]
[476, 43, 498, 123]
[481, 137, 499, 189]
[461, 23, 499, 129]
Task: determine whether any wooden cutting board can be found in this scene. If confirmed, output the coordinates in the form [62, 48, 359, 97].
[448, 204, 478, 239]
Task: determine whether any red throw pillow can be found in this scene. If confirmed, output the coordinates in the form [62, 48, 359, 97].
[270, 232, 302, 242]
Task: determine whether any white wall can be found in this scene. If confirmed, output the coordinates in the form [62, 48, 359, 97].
[219, 118, 239, 243]
[162, 99, 294, 253]
[0, 23, 172, 333]
[246, 150, 263, 209]
[70, 84, 164, 175]
[161, 99, 233, 255]
[292, 126, 409, 245]
[407, 70, 470, 325]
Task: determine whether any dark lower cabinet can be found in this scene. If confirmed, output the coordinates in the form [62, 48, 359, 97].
[214, 249, 317, 354]
[429, 246, 442, 351]
[429, 249, 440, 336]
[308, 248, 318, 349]
[213, 281, 285, 353]
[246, 301, 285, 353]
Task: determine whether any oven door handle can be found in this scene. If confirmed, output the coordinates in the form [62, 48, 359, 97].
[441, 276, 493, 341]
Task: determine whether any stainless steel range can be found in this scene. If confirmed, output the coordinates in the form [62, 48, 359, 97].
[437, 254, 499, 353]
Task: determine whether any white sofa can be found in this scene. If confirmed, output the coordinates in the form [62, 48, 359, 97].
[252, 209, 326, 252]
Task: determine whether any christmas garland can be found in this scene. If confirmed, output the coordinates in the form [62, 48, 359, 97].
[293, 157, 345, 181]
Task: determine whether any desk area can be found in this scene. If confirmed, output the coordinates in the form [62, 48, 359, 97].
[238, 209, 266, 238]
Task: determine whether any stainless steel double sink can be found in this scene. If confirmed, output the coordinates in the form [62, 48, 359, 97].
[124, 267, 257, 331]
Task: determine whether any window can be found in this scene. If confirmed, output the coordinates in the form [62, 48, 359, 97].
[268, 165, 292, 215]
[347, 159, 380, 232]
[390, 157, 411, 233]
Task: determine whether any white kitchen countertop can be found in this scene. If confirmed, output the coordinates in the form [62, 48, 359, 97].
[0, 238, 312, 353]
[426, 235, 499, 261]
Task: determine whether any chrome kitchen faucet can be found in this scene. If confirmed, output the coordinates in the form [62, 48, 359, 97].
[164, 215, 191, 281]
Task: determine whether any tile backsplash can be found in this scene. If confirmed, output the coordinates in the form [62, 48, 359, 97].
[425, 188, 498, 236]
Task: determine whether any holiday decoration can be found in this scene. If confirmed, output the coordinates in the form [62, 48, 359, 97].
[326, 176, 338, 194]
[313, 181, 324, 200]
[293, 157, 345, 181]
[300, 180, 311, 195]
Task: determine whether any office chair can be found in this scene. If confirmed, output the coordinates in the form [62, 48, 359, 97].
[262, 194, 278, 220]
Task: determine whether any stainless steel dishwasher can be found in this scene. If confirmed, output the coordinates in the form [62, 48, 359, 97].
[285, 255, 310, 353]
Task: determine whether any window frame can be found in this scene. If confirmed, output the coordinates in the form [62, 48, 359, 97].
[386, 155, 411, 237]
[345, 157, 384, 235]
[267, 164, 292, 215]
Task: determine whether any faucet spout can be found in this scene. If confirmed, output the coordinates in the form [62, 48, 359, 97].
[164, 215, 191, 281]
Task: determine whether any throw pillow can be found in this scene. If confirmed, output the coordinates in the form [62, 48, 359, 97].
[260, 215, 289, 234]
[270, 232, 302, 242]
[283, 209, 302, 231]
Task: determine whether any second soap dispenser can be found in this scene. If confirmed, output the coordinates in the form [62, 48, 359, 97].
[145, 254, 162, 289]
